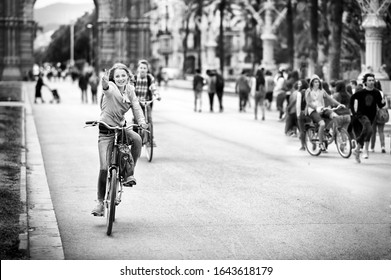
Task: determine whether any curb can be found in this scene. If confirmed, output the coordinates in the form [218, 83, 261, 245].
[18, 85, 29, 256]
[23, 83, 65, 260]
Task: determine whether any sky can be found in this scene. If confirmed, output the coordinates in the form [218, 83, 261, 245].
[34, 0, 92, 9]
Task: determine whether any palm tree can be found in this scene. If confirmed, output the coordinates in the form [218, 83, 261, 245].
[310, 0, 320, 76]
[328, 0, 344, 80]
[286, 0, 295, 69]
[204, 0, 236, 76]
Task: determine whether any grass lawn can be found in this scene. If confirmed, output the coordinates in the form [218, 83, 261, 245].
[0, 106, 26, 259]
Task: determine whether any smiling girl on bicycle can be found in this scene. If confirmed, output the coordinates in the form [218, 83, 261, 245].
[92, 63, 148, 216]
[305, 75, 343, 152]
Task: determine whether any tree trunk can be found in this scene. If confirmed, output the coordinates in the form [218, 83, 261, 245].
[182, 15, 190, 77]
[329, 0, 344, 80]
[219, 0, 225, 76]
[287, 0, 294, 69]
[196, 0, 203, 71]
[310, 0, 319, 76]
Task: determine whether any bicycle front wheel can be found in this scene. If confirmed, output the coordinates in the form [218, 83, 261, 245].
[335, 128, 352, 158]
[305, 128, 321, 156]
[145, 123, 153, 162]
[106, 169, 118, 236]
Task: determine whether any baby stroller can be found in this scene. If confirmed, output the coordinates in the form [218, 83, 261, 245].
[49, 89, 61, 103]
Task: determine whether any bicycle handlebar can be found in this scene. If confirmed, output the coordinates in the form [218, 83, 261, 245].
[138, 96, 160, 106]
[84, 120, 140, 130]
[321, 104, 345, 112]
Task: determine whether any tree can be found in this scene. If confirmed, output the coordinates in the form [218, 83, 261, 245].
[310, 0, 320, 76]
[43, 11, 94, 65]
[328, 0, 344, 80]
[286, 0, 295, 69]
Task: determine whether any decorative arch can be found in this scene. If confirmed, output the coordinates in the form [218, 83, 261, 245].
[0, 0, 151, 80]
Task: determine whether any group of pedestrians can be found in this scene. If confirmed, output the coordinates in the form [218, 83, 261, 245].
[192, 69, 225, 113]
[284, 72, 388, 163]
[192, 66, 389, 163]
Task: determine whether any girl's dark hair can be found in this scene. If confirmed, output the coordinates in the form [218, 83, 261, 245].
[108, 63, 133, 83]
[322, 81, 331, 95]
[335, 80, 350, 106]
[255, 69, 265, 87]
[299, 79, 309, 91]
[335, 80, 346, 93]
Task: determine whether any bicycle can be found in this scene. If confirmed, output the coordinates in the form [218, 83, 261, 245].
[85, 120, 143, 236]
[137, 97, 158, 162]
[304, 105, 352, 158]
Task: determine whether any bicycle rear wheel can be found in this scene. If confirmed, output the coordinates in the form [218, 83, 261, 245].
[335, 128, 352, 158]
[305, 128, 321, 156]
[145, 123, 153, 162]
[106, 169, 118, 236]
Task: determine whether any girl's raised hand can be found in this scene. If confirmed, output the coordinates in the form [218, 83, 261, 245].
[102, 69, 109, 89]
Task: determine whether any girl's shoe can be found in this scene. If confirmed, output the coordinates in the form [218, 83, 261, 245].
[381, 147, 386, 153]
[91, 201, 104, 216]
[123, 175, 136, 187]
[353, 149, 361, 163]
[363, 150, 369, 159]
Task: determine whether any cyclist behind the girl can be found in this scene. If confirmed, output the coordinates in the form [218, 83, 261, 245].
[134, 60, 161, 146]
[305, 75, 344, 152]
[91, 63, 148, 217]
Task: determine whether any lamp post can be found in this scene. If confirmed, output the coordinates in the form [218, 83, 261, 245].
[86, 23, 93, 66]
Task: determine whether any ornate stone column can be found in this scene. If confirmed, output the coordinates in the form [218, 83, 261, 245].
[260, 1, 277, 72]
[359, 0, 391, 80]
[362, 13, 389, 79]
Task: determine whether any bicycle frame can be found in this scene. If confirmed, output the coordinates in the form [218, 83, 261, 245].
[85, 120, 140, 235]
[138, 98, 157, 162]
[107, 128, 124, 205]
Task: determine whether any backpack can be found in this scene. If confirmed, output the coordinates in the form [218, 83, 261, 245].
[376, 107, 389, 124]
[117, 132, 134, 181]
[238, 76, 251, 93]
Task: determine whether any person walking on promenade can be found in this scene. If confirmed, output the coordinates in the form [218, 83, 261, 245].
[79, 72, 89, 103]
[254, 68, 266, 120]
[34, 72, 47, 103]
[264, 70, 274, 110]
[215, 71, 225, 112]
[88, 71, 99, 104]
[285, 81, 301, 136]
[235, 70, 251, 112]
[370, 80, 388, 153]
[193, 68, 204, 112]
[274, 70, 286, 120]
[91, 63, 148, 216]
[206, 69, 217, 112]
[350, 73, 386, 163]
[296, 80, 309, 150]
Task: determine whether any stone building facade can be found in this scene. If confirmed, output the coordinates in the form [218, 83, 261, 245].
[0, 0, 151, 80]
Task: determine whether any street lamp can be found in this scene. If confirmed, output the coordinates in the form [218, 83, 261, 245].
[86, 23, 93, 66]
